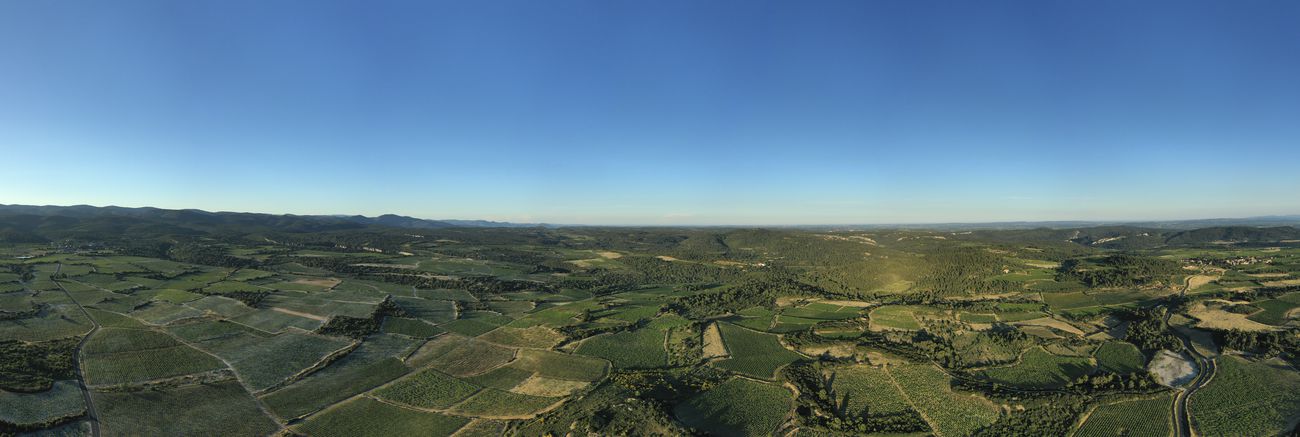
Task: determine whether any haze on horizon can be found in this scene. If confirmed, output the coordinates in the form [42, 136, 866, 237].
[3, 1, 1299, 225]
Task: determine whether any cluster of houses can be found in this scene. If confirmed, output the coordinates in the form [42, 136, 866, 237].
[1187, 256, 1273, 268]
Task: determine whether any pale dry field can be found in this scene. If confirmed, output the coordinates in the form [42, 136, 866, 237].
[510, 375, 588, 397]
[1187, 301, 1276, 332]
[292, 277, 342, 288]
[271, 306, 328, 321]
[798, 343, 855, 359]
[701, 322, 728, 359]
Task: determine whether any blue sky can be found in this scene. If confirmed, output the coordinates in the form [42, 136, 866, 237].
[2, 1, 1298, 225]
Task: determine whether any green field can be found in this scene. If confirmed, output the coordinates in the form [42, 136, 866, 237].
[0, 380, 86, 427]
[187, 295, 254, 318]
[1094, 341, 1146, 374]
[1189, 355, 1300, 436]
[82, 328, 225, 386]
[730, 306, 776, 331]
[203, 331, 352, 391]
[674, 377, 793, 437]
[712, 323, 803, 379]
[373, 367, 481, 408]
[229, 308, 323, 333]
[296, 397, 469, 437]
[891, 364, 1000, 437]
[381, 317, 446, 338]
[465, 365, 535, 390]
[4, 212, 1300, 435]
[957, 312, 999, 323]
[262, 357, 409, 420]
[1076, 393, 1172, 437]
[94, 381, 279, 436]
[450, 388, 558, 417]
[409, 335, 516, 377]
[259, 334, 418, 419]
[0, 304, 93, 342]
[869, 305, 925, 330]
[830, 365, 918, 420]
[509, 349, 608, 382]
[478, 325, 565, 348]
[976, 346, 1095, 389]
[1246, 298, 1300, 325]
[440, 311, 513, 337]
[576, 328, 668, 369]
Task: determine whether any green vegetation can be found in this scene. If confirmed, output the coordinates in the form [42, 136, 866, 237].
[451, 388, 558, 417]
[0, 380, 85, 429]
[675, 377, 793, 437]
[576, 328, 668, 369]
[82, 328, 225, 386]
[478, 325, 564, 348]
[870, 305, 924, 330]
[1094, 341, 1146, 374]
[510, 349, 608, 381]
[410, 335, 515, 377]
[1246, 298, 1300, 325]
[712, 323, 804, 379]
[1189, 355, 1300, 436]
[2, 207, 1299, 435]
[0, 338, 78, 392]
[93, 381, 278, 436]
[262, 356, 409, 419]
[373, 368, 481, 408]
[892, 364, 1001, 436]
[1057, 254, 1183, 288]
[381, 316, 445, 338]
[976, 346, 1095, 389]
[1075, 393, 1172, 437]
[297, 397, 469, 437]
[828, 365, 929, 434]
[204, 331, 351, 391]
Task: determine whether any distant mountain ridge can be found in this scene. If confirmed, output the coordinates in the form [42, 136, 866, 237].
[2, 203, 1298, 235]
[0, 204, 549, 243]
[0, 204, 542, 229]
[814, 215, 1300, 231]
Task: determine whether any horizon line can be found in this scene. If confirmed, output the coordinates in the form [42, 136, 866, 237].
[4, 202, 1300, 229]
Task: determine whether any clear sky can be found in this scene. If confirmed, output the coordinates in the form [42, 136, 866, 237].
[2, 1, 1298, 225]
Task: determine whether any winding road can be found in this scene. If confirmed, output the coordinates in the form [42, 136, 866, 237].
[51, 263, 102, 437]
[1169, 320, 1215, 437]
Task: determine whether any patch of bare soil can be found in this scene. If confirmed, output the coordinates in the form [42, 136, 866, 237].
[818, 299, 876, 308]
[352, 263, 416, 269]
[702, 323, 728, 359]
[510, 375, 589, 397]
[1012, 317, 1085, 336]
[293, 277, 343, 288]
[799, 343, 856, 359]
[271, 307, 328, 321]
[1148, 350, 1197, 387]
[1184, 274, 1216, 291]
[1021, 260, 1060, 269]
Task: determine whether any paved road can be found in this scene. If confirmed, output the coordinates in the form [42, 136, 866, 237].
[1167, 273, 1217, 437]
[52, 263, 102, 437]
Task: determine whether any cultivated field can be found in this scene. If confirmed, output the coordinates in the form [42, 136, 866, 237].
[3, 218, 1299, 436]
[674, 377, 793, 437]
